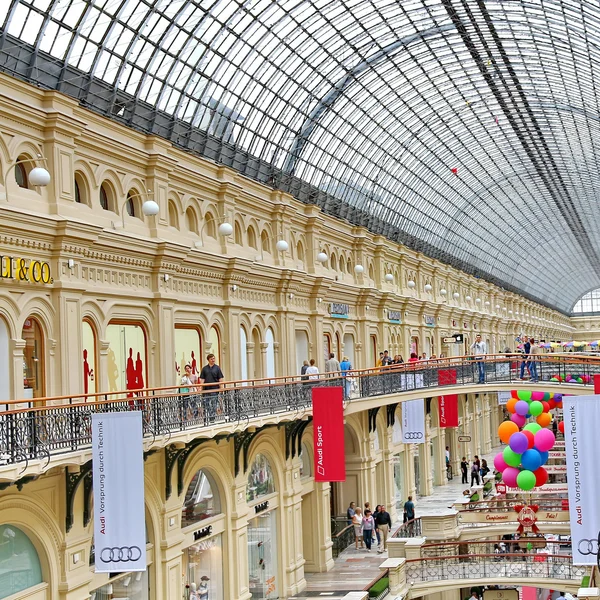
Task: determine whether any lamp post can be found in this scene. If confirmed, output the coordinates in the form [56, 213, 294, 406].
[2, 154, 51, 201]
[193, 215, 233, 248]
[112, 189, 159, 229]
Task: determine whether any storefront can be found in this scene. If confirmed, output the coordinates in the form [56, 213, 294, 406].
[247, 453, 279, 600]
[182, 468, 224, 600]
[0, 524, 43, 599]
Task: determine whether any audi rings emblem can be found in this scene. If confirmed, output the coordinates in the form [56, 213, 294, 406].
[578, 538, 600, 556]
[404, 432, 424, 440]
[100, 546, 142, 563]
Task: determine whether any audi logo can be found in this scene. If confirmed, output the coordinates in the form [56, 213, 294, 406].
[100, 546, 142, 563]
[404, 432, 424, 440]
[578, 536, 600, 556]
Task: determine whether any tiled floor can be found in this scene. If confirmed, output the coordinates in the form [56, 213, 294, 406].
[291, 446, 502, 600]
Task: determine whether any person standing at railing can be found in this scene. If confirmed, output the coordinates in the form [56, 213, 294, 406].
[340, 356, 352, 398]
[199, 354, 224, 425]
[300, 360, 309, 381]
[470, 334, 487, 384]
[180, 364, 199, 419]
[520, 336, 531, 379]
[375, 504, 392, 553]
[324, 353, 340, 377]
[306, 359, 319, 380]
[529, 338, 541, 383]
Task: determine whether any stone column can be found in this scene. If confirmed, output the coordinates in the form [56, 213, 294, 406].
[482, 395, 492, 454]
[260, 342, 269, 379]
[303, 480, 334, 572]
[11, 338, 26, 401]
[422, 415, 433, 496]
[57, 293, 83, 396]
[230, 474, 253, 600]
[245, 342, 255, 381]
[156, 302, 175, 387]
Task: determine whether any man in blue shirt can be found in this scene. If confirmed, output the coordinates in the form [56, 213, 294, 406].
[520, 336, 531, 379]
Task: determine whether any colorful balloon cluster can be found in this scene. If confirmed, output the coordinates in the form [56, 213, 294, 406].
[549, 373, 591, 384]
[494, 390, 562, 491]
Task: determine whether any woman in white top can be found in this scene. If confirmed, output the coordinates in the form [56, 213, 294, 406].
[306, 358, 320, 380]
[352, 507, 364, 549]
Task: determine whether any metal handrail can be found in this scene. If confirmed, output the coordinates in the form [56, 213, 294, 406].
[1, 354, 599, 467]
[392, 517, 422, 538]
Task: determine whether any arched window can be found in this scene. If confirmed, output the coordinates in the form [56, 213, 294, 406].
[82, 319, 97, 395]
[246, 453, 275, 502]
[22, 317, 45, 399]
[168, 200, 179, 229]
[296, 241, 305, 265]
[299, 442, 312, 478]
[14, 155, 30, 188]
[248, 226, 257, 250]
[74, 177, 82, 203]
[182, 469, 221, 527]
[573, 288, 600, 313]
[186, 207, 198, 234]
[205, 213, 216, 238]
[234, 221, 243, 245]
[100, 183, 111, 210]
[125, 190, 137, 217]
[261, 230, 270, 254]
[0, 524, 43, 598]
[265, 328, 275, 379]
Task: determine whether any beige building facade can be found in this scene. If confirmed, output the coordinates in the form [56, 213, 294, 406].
[0, 74, 574, 600]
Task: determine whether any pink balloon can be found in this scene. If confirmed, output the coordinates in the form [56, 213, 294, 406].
[534, 428, 556, 452]
[531, 391, 545, 402]
[511, 413, 526, 427]
[503, 467, 520, 488]
[494, 452, 508, 472]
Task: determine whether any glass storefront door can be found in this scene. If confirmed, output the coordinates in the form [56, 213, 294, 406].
[247, 510, 278, 599]
[186, 535, 223, 600]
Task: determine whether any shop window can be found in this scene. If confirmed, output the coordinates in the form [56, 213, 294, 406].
[182, 469, 221, 528]
[299, 442, 311, 478]
[208, 325, 221, 365]
[246, 454, 275, 503]
[82, 320, 97, 395]
[248, 510, 278, 599]
[0, 524, 43, 599]
[175, 327, 202, 382]
[186, 207, 198, 234]
[0, 317, 9, 410]
[22, 317, 45, 399]
[186, 535, 223, 600]
[90, 571, 149, 600]
[240, 326, 248, 381]
[106, 323, 147, 394]
[323, 333, 331, 363]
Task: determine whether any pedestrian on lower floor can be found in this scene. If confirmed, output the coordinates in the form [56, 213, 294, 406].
[374, 505, 382, 546]
[362, 510, 375, 551]
[352, 507, 364, 549]
[375, 504, 392, 553]
[403, 496, 415, 522]
[470, 460, 480, 486]
[461, 456, 469, 484]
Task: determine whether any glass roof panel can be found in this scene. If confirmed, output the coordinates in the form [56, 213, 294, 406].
[3, 0, 600, 311]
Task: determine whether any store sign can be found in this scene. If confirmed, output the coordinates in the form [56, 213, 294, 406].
[484, 589, 518, 600]
[388, 310, 402, 323]
[92, 412, 146, 572]
[458, 510, 568, 524]
[254, 501, 269, 514]
[193, 525, 212, 541]
[0, 255, 53, 284]
[564, 394, 600, 565]
[438, 369, 458, 427]
[498, 391, 512, 405]
[329, 303, 349, 319]
[424, 315, 435, 327]
[545, 464, 567, 474]
[313, 387, 345, 481]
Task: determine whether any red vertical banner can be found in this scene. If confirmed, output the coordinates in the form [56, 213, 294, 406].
[438, 369, 459, 427]
[312, 387, 346, 481]
[594, 374, 600, 394]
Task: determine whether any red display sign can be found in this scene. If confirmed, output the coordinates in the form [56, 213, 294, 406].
[438, 369, 459, 427]
[312, 387, 346, 482]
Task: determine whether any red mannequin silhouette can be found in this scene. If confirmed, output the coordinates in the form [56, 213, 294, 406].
[126, 348, 136, 404]
[191, 351, 198, 375]
[83, 349, 94, 395]
[135, 352, 144, 390]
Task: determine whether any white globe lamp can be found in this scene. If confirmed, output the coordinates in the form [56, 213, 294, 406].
[142, 200, 160, 216]
[28, 166, 51, 187]
[218, 222, 233, 236]
[407, 280, 416, 288]
[354, 264, 364, 274]
[385, 273, 394, 282]
[317, 252, 328, 263]
[276, 239, 289, 252]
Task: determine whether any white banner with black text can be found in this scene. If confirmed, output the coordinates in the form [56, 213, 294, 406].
[564, 394, 600, 565]
[92, 411, 146, 572]
[401, 398, 425, 443]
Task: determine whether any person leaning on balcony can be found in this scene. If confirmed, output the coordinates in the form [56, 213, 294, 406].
[199, 354, 224, 425]
[180, 364, 199, 419]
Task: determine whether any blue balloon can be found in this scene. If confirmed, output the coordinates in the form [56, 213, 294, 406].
[521, 449, 543, 472]
[538, 450, 549, 465]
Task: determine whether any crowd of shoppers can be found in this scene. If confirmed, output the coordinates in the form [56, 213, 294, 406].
[347, 501, 395, 553]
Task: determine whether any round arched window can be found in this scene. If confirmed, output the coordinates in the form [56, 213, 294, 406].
[0, 525, 43, 599]
[246, 453, 275, 502]
[299, 442, 311, 478]
[182, 469, 221, 527]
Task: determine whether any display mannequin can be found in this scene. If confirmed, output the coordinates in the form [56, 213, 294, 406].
[189, 582, 199, 600]
[199, 576, 210, 599]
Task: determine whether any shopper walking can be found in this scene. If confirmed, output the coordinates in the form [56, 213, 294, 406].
[470, 459, 481, 486]
[300, 360, 309, 381]
[470, 334, 487, 383]
[325, 352, 341, 376]
[480, 459, 490, 480]
[461, 457, 469, 484]
[352, 507, 364, 549]
[306, 359, 319, 380]
[403, 496, 415, 522]
[375, 504, 392, 553]
[374, 505, 382, 546]
[362, 509, 375, 551]
[199, 353, 224, 424]
[346, 501, 356, 525]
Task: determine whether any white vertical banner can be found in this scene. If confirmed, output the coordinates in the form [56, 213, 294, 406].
[401, 399, 425, 443]
[497, 391, 512, 405]
[92, 412, 146, 572]
[564, 394, 600, 565]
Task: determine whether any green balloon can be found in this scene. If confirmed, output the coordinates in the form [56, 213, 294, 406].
[543, 392, 551, 401]
[517, 469, 536, 491]
[524, 423, 542, 434]
[517, 390, 532, 402]
[529, 401, 544, 417]
[503, 446, 522, 467]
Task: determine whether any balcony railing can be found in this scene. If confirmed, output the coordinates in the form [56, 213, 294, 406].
[405, 553, 586, 583]
[392, 517, 422, 538]
[1, 354, 599, 468]
[420, 540, 572, 559]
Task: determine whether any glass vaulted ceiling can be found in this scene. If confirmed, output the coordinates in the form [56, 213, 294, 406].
[1, 0, 600, 313]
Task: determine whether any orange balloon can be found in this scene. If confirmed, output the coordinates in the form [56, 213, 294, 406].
[498, 420, 519, 444]
[506, 397, 519, 414]
[536, 413, 552, 427]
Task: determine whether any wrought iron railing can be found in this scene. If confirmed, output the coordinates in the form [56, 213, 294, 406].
[331, 524, 356, 558]
[392, 517, 422, 538]
[1, 354, 599, 467]
[420, 540, 572, 559]
[405, 553, 586, 583]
